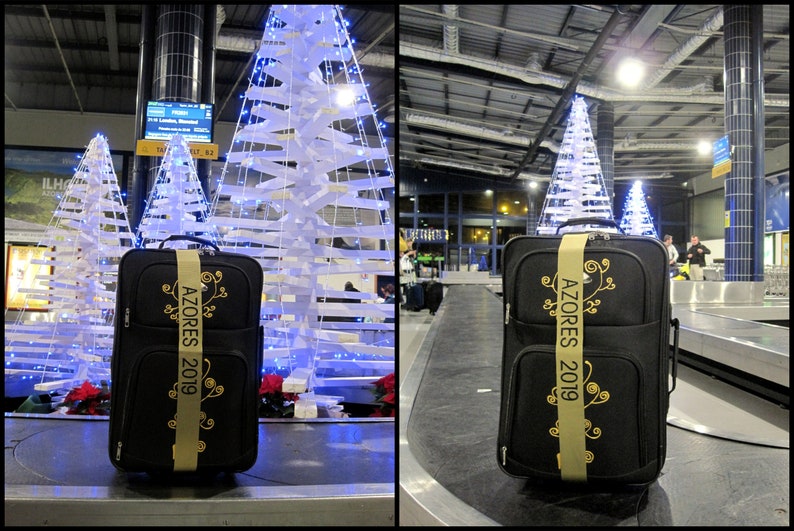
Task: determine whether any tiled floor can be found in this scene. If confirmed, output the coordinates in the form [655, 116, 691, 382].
[399, 284, 789, 526]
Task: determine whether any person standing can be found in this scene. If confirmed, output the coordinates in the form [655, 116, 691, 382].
[399, 231, 417, 306]
[663, 234, 679, 275]
[344, 281, 361, 322]
[381, 283, 396, 323]
[686, 235, 711, 281]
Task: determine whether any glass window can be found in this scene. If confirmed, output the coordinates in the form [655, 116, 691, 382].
[418, 194, 445, 215]
[495, 219, 527, 245]
[461, 221, 493, 245]
[495, 190, 531, 218]
[399, 194, 416, 215]
[448, 193, 460, 215]
[417, 216, 445, 232]
[462, 191, 493, 214]
[447, 225, 458, 245]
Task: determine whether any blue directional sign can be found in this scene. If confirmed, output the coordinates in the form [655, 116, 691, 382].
[712, 135, 731, 178]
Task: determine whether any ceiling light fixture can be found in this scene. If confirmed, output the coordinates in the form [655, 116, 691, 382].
[616, 57, 645, 88]
[697, 140, 712, 156]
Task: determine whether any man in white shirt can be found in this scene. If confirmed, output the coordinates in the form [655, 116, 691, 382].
[663, 234, 679, 267]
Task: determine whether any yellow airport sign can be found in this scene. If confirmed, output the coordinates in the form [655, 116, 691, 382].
[712, 160, 731, 178]
[136, 140, 219, 160]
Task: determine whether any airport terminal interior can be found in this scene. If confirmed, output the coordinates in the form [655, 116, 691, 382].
[399, 284, 788, 526]
[6, 5, 396, 526]
[397, 3, 788, 527]
[5, 4, 791, 527]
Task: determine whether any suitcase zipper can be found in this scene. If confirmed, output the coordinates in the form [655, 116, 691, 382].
[504, 303, 510, 325]
[124, 307, 130, 328]
[115, 441, 123, 461]
[587, 231, 612, 241]
[500, 446, 507, 467]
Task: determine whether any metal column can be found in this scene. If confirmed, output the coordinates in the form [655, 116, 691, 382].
[750, 5, 765, 281]
[723, 5, 763, 282]
[129, 6, 157, 237]
[596, 101, 615, 213]
[129, 5, 217, 235]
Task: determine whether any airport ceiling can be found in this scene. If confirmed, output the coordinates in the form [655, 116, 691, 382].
[399, 4, 790, 189]
[3, 5, 790, 191]
[4, 4, 396, 139]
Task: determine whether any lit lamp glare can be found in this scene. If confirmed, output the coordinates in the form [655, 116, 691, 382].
[335, 87, 356, 107]
[697, 140, 711, 156]
[616, 58, 645, 88]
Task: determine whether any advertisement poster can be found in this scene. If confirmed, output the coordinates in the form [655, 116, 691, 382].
[765, 172, 789, 233]
[5, 245, 52, 311]
[5, 147, 124, 231]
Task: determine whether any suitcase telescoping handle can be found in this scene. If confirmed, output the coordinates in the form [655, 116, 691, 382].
[158, 234, 220, 251]
[555, 216, 619, 234]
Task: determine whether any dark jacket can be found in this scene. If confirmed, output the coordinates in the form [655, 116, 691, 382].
[686, 243, 711, 267]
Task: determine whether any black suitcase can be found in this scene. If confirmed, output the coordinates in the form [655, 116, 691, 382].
[498, 222, 678, 485]
[405, 282, 424, 311]
[109, 236, 263, 474]
[423, 280, 444, 314]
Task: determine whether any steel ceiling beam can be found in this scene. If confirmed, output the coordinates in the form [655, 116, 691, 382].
[42, 5, 84, 113]
[509, 7, 625, 183]
[103, 5, 120, 71]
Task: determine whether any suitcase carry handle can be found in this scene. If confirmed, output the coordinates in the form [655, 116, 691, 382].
[669, 317, 680, 394]
[555, 216, 619, 234]
[158, 234, 220, 251]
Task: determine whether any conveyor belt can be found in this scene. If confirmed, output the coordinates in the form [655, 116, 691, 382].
[5, 416, 395, 526]
[400, 285, 789, 526]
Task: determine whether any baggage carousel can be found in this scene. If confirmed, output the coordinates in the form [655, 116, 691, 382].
[400, 284, 789, 526]
[5, 416, 394, 526]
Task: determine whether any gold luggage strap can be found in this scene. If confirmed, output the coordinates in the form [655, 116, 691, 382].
[174, 249, 203, 472]
[555, 233, 588, 481]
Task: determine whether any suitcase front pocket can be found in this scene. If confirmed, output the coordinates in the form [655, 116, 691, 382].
[501, 346, 647, 481]
[508, 248, 652, 327]
[113, 346, 254, 472]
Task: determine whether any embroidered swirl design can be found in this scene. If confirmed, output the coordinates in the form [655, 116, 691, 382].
[547, 360, 609, 462]
[168, 359, 225, 452]
[163, 270, 228, 321]
[542, 258, 615, 316]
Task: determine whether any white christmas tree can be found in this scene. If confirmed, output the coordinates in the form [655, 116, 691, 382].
[536, 96, 614, 234]
[136, 133, 220, 248]
[4, 134, 136, 394]
[208, 5, 395, 415]
[619, 180, 658, 237]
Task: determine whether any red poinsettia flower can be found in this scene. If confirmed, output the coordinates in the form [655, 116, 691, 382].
[370, 405, 395, 417]
[380, 391, 395, 406]
[369, 372, 396, 417]
[61, 380, 110, 416]
[258, 373, 298, 418]
[259, 373, 284, 396]
[372, 372, 395, 393]
[282, 391, 300, 402]
[64, 380, 102, 403]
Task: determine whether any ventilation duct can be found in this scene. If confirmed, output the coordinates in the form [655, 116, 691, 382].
[216, 35, 394, 69]
[640, 6, 724, 91]
[404, 113, 560, 152]
[404, 155, 547, 182]
[400, 41, 789, 108]
[401, 155, 673, 182]
[405, 112, 709, 154]
[443, 5, 460, 54]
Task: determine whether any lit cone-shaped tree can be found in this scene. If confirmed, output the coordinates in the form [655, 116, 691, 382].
[4, 134, 136, 395]
[209, 5, 395, 416]
[536, 96, 615, 234]
[136, 134, 220, 248]
[619, 180, 658, 237]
